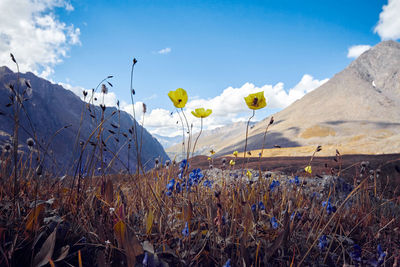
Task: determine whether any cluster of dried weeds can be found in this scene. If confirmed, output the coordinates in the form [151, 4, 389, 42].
[0, 54, 399, 266]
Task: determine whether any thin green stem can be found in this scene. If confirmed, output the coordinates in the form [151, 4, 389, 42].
[191, 118, 203, 158]
[176, 109, 186, 159]
[241, 110, 255, 177]
[129, 60, 141, 174]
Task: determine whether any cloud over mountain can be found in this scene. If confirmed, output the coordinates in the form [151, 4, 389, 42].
[0, 0, 80, 78]
[374, 0, 400, 40]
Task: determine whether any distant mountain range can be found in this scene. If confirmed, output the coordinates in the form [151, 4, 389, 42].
[216, 40, 400, 156]
[153, 134, 182, 150]
[0, 66, 168, 174]
[166, 40, 400, 158]
[165, 121, 256, 161]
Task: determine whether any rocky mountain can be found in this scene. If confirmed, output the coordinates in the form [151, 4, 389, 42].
[0, 66, 168, 174]
[216, 40, 400, 156]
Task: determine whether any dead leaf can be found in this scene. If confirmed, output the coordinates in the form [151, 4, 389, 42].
[146, 210, 154, 235]
[104, 179, 113, 204]
[114, 220, 126, 246]
[33, 228, 57, 267]
[54, 245, 69, 262]
[26, 204, 45, 232]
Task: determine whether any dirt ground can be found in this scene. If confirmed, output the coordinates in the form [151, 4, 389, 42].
[188, 153, 400, 197]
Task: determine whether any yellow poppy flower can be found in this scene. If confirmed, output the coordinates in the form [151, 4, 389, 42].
[191, 108, 212, 118]
[168, 88, 188, 108]
[305, 165, 312, 174]
[244, 91, 267, 110]
[210, 149, 215, 155]
[246, 170, 252, 178]
[229, 160, 235, 166]
[207, 157, 211, 161]
[233, 151, 238, 157]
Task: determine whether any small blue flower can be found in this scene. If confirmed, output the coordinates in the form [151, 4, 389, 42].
[322, 198, 337, 215]
[270, 180, 280, 191]
[142, 252, 148, 266]
[166, 178, 175, 191]
[189, 168, 204, 184]
[318, 235, 328, 250]
[258, 201, 265, 210]
[176, 182, 181, 193]
[251, 204, 257, 212]
[290, 211, 301, 221]
[294, 176, 300, 185]
[180, 159, 188, 170]
[165, 191, 172, 197]
[203, 180, 213, 188]
[223, 259, 231, 267]
[375, 244, 386, 266]
[182, 222, 189, 237]
[349, 244, 361, 263]
[270, 217, 278, 229]
[222, 215, 226, 225]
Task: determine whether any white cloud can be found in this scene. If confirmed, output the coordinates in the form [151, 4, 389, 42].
[140, 74, 328, 137]
[0, 0, 80, 79]
[374, 0, 400, 40]
[158, 47, 171, 54]
[347, 45, 372, 59]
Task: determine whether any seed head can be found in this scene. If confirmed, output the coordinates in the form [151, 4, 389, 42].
[269, 116, 274, 125]
[10, 53, 16, 63]
[101, 84, 108, 94]
[25, 80, 31, 89]
[142, 103, 147, 114]
[36, 165, 43, 176]
[100, 104, 106, 111]
[26, 138, 34, 147]
[4, 143, 11, 152]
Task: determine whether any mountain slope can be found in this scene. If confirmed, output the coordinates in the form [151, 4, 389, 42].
[218, 40, 400, 156]
[165, 121, 256, 160]
[0, 66, 168, 173]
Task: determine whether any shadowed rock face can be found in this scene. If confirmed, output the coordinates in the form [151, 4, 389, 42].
[218, 40, 400, 155]
[0, 66, 168, 174]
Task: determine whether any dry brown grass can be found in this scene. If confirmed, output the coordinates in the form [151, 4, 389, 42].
[300, 125, 336, 139]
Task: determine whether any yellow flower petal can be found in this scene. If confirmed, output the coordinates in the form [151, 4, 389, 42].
[246, 170, 252, 178]
[168, 88, 188, 108]
[191, 108, 212, 118]
[233, 151, 238, 157]
[244, 91, 267, 110]
[305, 165, 312, 174]
[229, 160, 235, 166]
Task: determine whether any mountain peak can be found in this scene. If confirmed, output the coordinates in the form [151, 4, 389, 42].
[374, 40, 400, 49]
[0, 66, 13, 74]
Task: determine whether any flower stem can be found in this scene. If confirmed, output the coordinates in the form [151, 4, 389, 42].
[192, 118, 203, 158]
[129, 61, 141, 174]
[176, 108, 186, 159]
[242, 110, 255, 177]
[181, 108, 191, 173]
[258, 116, 273, 174]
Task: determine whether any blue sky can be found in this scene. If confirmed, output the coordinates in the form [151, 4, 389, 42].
[1, 0, 399, 136]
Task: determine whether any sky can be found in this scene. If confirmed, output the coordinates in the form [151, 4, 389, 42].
[1, 0, 400, 137]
